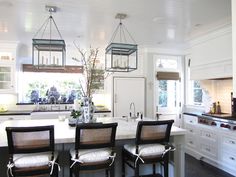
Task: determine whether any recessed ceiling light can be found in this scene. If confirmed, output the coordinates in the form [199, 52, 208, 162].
[167, 29, 175, 39]
[152, 16, 164, 22]
[194, 24, 202, 27]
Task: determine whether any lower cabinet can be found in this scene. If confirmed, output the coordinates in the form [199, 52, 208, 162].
[183, 115, 199, 154]
[183, 114, 236, 176]
[94, 112, 111, 118]
[0, 115, 31, 122]
[219, 135, 236, 174]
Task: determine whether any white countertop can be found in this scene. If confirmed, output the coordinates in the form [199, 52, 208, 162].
[0, 117, 186, 147]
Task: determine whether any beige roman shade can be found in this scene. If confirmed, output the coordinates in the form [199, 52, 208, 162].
[156, 71, 180, 80]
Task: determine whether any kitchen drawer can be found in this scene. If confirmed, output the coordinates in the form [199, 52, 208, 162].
[200, 142, 217, 160]
[200, 129, 217, 142]
[222, 136, 236, 148]
[0, 115, 31, 122]
[185, 123, 197, 135]
[186, 135, 197, 149]
[184, 115, 198, 124]
[222, 151, 236, 167]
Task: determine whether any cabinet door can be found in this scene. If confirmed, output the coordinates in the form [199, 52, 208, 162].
[113, 77, 145, 117]
[0, 64, 14, 93]
[0, 115, 31, 123]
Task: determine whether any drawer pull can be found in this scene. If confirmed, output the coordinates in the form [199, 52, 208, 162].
[206, 148, 210, 152]
[189, 141, 193, 144]
[190, 120, 193, 123]
[229, 140, 235, 144]
[230, 157, 235, 161]
[190, 130, 193, 133]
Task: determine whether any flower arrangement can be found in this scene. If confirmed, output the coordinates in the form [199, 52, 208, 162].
[73, 43, 104, 98]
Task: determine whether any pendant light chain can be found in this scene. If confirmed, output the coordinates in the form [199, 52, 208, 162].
[33, 12, 63, 40]
[33, 17, 49, 39]
[109, 18, 136, 44]
[122, 23, 137, 44]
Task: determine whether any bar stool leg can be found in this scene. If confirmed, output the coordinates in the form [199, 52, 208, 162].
[153, 163, 156, 174]
[110, 164, 115, 177]
[106, 169, 109, 177]
[164, 156, 169, 177]
[135, 163, 139, 177]
[122, 149, 125, 177]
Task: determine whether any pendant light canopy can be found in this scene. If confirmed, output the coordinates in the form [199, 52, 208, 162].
[105, 13, 138, 72]
[32, 5, 66, 69]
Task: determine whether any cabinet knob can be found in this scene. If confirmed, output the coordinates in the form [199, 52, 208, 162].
[230, 157, 235, 161]
[229, 140, 235, 144]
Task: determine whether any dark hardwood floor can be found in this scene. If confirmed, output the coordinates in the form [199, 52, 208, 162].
[185, 154, 234, 177]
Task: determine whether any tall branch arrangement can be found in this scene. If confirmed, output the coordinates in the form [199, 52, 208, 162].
[73, 42, 99, 98]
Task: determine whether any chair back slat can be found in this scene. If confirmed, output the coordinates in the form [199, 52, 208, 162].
[6, 125, 54, 154]
[136, 120, 174, 145]
[75, 123, 118, 150]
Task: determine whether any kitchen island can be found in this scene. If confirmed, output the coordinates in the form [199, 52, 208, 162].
[0, 117, 186, 177]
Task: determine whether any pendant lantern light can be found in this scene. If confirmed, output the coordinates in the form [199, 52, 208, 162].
[32, 5, 66, 69]
[105, 13, 138, 72]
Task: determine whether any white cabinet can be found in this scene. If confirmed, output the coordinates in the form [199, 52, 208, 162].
[219, 135, 236, 173]
[113, 77, 145, 117]
[0, 41, 17, 93]
[188, 26, 232, 80]
[183, 114, 199, 153]
[0, 63, 15, 93]
[199, 127, 218, 160]
[94, 112, 111, 118]
[31, 111, 71, 119]
[0, 115, 31, 122]
[183, 113, 236, 176]
[184, 114, 218, 161]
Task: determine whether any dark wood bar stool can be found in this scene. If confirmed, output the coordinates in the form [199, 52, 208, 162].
[122, 120, 175, 177]
[70, 122, 118, 177]
[5, 125, 59, 177]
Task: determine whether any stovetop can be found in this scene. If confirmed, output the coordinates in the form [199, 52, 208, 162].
[202, 113, 233, 118]
[198, 113, 236, 131]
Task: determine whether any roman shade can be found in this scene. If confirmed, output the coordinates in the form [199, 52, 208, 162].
[156, 71, 180, 80]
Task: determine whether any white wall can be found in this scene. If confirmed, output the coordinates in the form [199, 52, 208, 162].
[232, 0, 236, 96]
[200, 80, 232, 113]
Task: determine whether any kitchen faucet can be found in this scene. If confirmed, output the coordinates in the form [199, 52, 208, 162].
[129, 102, 136, 117]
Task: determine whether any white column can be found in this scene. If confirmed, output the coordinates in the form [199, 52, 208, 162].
[232, 0, 236, 96]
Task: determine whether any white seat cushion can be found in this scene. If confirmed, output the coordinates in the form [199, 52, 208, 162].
[124, 143, 165, 157]
[13, 151, 58, 168]
[70, 148, 112, 163]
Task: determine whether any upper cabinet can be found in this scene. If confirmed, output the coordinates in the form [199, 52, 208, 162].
[0, 41, 18, 93]
[187, 26, 232, 80]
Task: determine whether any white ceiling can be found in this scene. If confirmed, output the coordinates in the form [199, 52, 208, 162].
[0, 0, 231, 50]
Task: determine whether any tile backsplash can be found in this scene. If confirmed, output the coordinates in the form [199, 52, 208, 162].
[200, 79, 232, 113]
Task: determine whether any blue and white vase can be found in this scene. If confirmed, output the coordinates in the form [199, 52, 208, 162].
[81, 96, 95, 123]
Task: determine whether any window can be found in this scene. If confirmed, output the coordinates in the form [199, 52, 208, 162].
[193, 81, 203, 105]
[18, 72, 84, 103]
[157, 80, 177, 108]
